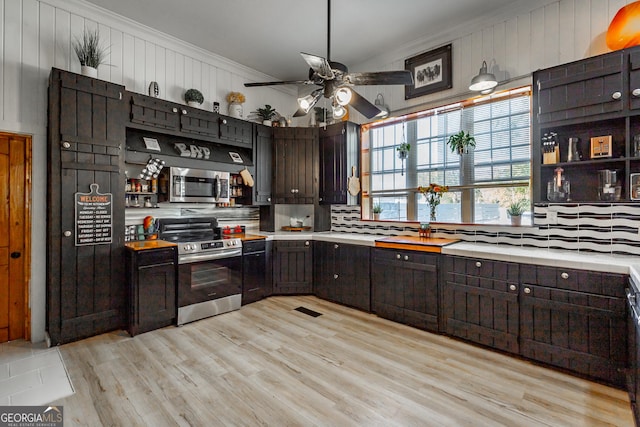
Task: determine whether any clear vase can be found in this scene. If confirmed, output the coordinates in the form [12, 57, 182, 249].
[228, 102, 243, 118]
[429, 204, 437, 222]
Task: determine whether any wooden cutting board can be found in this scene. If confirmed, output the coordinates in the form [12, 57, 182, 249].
[375, 235, 459, 253]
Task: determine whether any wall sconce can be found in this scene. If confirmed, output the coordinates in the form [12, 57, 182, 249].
[374, 93, 390, 119]
[607, 0, 640, 50]
[469, 60, 498, 92]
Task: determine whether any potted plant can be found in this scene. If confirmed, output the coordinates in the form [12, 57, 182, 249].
[506, 199, 528, 226]
[373, 203, 383, 220]
[397, 142, 411, 159]
[184, 89, 204, 107]
[72, 28, 109, 78]
[447, 130, 476, 155]
[256, 104, 277, 125]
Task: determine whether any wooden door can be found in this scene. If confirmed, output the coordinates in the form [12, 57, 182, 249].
[0, 133, 30, 343]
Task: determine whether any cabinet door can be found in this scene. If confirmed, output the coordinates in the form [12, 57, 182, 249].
[371, 248, 438, 331]
[273, 241, 312, 294]
[630, 49, 640, 111]
[535, 51, 624, 124]
[313, 241, 334, 301]
[443, 256, 519, 353]
[519, 269, 628, 388]
[128, 92, 180, 131]
[47, 69, 126, 345]
[179, 106, 220, 140]
[335, 243, 370, 312]
[319, 122, 359, 205]
[254, 124, 273, 205]
[273, 128, 318, 204]
[219, 116, 254, 148]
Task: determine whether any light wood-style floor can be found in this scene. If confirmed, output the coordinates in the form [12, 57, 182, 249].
[54, 296, 634, 426]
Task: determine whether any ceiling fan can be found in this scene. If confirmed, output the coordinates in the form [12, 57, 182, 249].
[244, 0, 413, 120]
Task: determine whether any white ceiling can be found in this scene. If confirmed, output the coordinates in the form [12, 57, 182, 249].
[84, 0, 538, 82]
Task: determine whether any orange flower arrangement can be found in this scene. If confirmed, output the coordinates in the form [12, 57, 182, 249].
[418, 183, 449, 221]
[226, 91, 246, 104]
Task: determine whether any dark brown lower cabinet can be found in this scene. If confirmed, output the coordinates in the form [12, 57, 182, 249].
[125, 246, 177, 336]
[242, 239, 272, 305]
[442, 256, 520, 354]
[371, 248, 439, 332]
[314, 241, 370, 312]
[272, 240, 313, 294]
[519, 275, 628, 388]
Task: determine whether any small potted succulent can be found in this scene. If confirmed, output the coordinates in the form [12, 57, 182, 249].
[72, 28, 109, 78]
[447, 130, 476, 155]
[373, 203, 383, 220]
[256, 104, 277, 126]
[506, 199, 528, 226]
[184, 89, 204, 107]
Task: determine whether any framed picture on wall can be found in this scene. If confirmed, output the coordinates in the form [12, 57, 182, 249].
[405, 44, 452, 99]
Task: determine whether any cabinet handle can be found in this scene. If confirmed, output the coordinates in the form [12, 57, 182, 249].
[61, 141, 71, 149]
[172, 108, 178, 113]
[561, 272, 569, 280]
[63, 230, 72, 237]
[524, 287, 531, 294]
[305, 241, 310, 246]
[334, 244, 339, 249]
[475, 261, 482, 267]
[396, 254, 401, 259]
[267, 197, 271, 202]
[509, 284, 517, 291]
[221, 118, 227, 125]
[182, 109, 187, 114]
[404, 255, 409, 261]
[334, 274, 338, 279]
[633, 89, 640, 97]
[119, 91, 122, 100]
[291, 189, 296, 193]
[612, 91, 622, 100]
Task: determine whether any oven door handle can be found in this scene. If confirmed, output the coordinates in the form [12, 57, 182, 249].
[179, 249, 242, 264]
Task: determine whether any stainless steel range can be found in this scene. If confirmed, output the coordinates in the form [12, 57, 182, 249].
[157, 217, 242, 325]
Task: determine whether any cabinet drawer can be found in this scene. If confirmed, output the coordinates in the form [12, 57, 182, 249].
[520, 264, 626, 297]
[373, 248, 438, 267]
[445, 256, 519, 282]
[136, 248, 176, 267]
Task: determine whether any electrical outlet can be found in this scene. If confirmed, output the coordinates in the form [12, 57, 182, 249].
[547, 211, 558, 224]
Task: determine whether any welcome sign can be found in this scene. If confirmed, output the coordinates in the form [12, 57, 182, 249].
[75, 183, 113, 246]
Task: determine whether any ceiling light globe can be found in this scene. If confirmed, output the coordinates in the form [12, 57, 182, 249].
[332, 104, 346, 119]
[335, 87, 353, 106]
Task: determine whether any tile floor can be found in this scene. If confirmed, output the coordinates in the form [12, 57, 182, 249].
[0, 340, 74, 405]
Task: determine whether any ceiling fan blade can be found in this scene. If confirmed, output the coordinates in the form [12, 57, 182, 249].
[349, 89, 382, 119]
[300, 52, 334, 80]
[345, 70, 414, 86]
[244, 80, 312, 87]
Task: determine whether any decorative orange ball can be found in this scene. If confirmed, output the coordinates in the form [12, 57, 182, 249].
[607, 0, 640, 50]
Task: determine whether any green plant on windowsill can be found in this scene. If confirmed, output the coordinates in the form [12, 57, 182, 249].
[447, 130, 476, 155]
[373, 204, 383, 214]
[507, 199, 528, 226]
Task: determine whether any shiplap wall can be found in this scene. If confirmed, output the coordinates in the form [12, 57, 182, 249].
[0, 0, 631, 343]
[348, 0, 630, 123]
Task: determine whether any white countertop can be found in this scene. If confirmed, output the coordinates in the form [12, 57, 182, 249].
[259, 231, 640, 281]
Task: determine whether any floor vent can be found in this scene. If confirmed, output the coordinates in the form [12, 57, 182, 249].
[294, 306, 322, 317]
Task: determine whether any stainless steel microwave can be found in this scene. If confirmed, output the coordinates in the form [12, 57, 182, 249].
[168, 167, 230, 203]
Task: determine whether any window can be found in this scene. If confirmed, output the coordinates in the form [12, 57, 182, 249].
[365, 87, 531, 225]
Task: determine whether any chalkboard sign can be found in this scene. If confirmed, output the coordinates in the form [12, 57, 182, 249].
[75, 183, 113, 246]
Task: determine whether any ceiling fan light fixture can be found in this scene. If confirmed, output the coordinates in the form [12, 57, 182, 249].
[469, 60, 498, 92]
[335, 87, 353, 106]
[332, 103, 346, 119]
[298, 89, 322, 113]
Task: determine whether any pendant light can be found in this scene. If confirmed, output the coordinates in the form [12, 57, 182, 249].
[469, 60, 498, 92]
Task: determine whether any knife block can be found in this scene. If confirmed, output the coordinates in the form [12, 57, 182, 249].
[543, 147, 559, 164]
